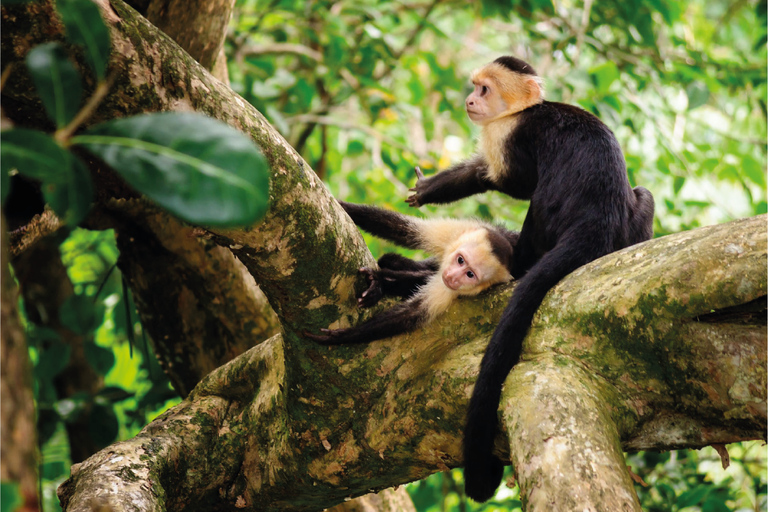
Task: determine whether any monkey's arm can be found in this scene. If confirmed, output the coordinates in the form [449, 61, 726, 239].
[406, 160, 495, 207]
[338, 201, 423, 249]
[305, 297, 427, 345]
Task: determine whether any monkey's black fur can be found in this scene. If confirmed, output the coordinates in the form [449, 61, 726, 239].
[408, 57, 655, 502]
[305, 201, 519, 345]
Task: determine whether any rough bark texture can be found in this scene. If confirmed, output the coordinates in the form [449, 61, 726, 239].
[0, 215, 40, 511]
[145, 0, 234, 80]
[1, 2, 765, 512]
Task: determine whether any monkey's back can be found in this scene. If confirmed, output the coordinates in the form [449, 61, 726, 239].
[504, 101, 640, 257]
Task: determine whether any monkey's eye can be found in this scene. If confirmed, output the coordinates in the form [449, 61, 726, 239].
[457, 255, 465, 265]
[466, 271, 475, 279]
[480, 85, 489, 96]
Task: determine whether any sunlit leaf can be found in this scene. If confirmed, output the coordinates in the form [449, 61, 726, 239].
[589, 61, 620, 94]
[25, 42, 82, 128]
[73, 112, 271, 227]
[56, 0, 111, 79]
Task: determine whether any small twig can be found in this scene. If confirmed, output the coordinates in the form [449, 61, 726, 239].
[572, 0, 594, 66]
[0, 62, 15, 92]
[239, 42, 323, 62]
[55, 75, 114, 144]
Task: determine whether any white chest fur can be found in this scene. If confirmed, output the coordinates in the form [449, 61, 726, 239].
[479, 116, 519, 184]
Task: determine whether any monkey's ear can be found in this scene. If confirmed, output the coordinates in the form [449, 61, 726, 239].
[525, 78, 542, 102]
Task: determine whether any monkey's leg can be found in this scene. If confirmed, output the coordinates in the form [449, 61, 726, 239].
[629, 186, 655, 245]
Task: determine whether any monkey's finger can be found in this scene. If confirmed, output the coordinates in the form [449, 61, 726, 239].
[302, 330, 332, 343]
[414, 166, 425, 180]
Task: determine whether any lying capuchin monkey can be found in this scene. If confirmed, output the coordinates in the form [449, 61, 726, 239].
[305, 201, 519, 345]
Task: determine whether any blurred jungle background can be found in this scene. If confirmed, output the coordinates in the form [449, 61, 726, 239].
[4, 0, 766, 510]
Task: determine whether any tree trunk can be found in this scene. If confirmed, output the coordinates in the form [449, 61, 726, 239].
[1, 2, 765, 511]
[0, 215, 40, 511]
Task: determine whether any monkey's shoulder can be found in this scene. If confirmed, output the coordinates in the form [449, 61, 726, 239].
[519, 101, 610, 134]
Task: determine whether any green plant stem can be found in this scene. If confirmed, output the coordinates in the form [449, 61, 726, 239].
[55, 76, 113, 144]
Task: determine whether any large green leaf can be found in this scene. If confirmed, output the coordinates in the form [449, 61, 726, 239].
[56, 0, 111, 80]
[42, 154, 94, 225]
[1, 129, 71, 182]
[1, 129, 93, 224]
[25, 42, 82, 128]
[72, 112, 271, 227]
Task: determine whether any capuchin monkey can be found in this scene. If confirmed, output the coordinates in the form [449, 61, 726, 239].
[305, 201, 519, 345]
[406, 56, 655, 502]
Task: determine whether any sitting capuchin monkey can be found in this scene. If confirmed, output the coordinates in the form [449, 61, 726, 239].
[405, 56, 655, 501]
[305, 201, 519, 345]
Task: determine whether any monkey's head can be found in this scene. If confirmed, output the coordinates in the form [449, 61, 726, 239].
[440, 228, 513, 294]
[465, 56, 543, 125]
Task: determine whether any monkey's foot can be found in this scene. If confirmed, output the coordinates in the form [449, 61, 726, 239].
[357, 267, 383, 308]
[405, 166, 425, 207]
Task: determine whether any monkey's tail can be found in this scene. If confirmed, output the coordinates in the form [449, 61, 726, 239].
[462, 242, 594, 502]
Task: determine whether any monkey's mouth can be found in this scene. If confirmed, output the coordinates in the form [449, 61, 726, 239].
[442, 274, 460, 290]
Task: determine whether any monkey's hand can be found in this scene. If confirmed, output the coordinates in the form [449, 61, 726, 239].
[406, 166, 427, 207]
[357, 267, 384, 308]
[303, 328, 349, 345]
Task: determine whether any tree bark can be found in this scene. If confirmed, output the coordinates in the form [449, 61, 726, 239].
[1, 2, 765, 512]
[0, 215, 40, 511]
[145, 0, 234, 81]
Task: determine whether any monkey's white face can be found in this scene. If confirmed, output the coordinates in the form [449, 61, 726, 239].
[442, 245, 483, 291]
[466, 63, 543, 125]
[465, 79, 509, 126]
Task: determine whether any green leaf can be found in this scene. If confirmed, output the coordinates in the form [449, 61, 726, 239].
[742, 155, 766, 187]
[73, 112, 271, 227]
[25, 42, 82, 128]
[1, 129, 71, 182]
[41, 460, 67, 480]
[56, 0, 111, 80]
[589, 61, 620, 94]
[686, 81, 710, 110]
[1, 130, 93, 225]
[84, 341, 115, 375]
[673, 175, 685, 194]
[1, 482, 23, 512]
[42, 155, 94, 225]
[34, 341, 71, 381]
[677, 484, 710, 507]
[95, 386, 134, 404]
[60, 294, 104, 335]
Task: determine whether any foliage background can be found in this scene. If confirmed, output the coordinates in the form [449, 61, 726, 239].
[7, 0, 765, 510]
